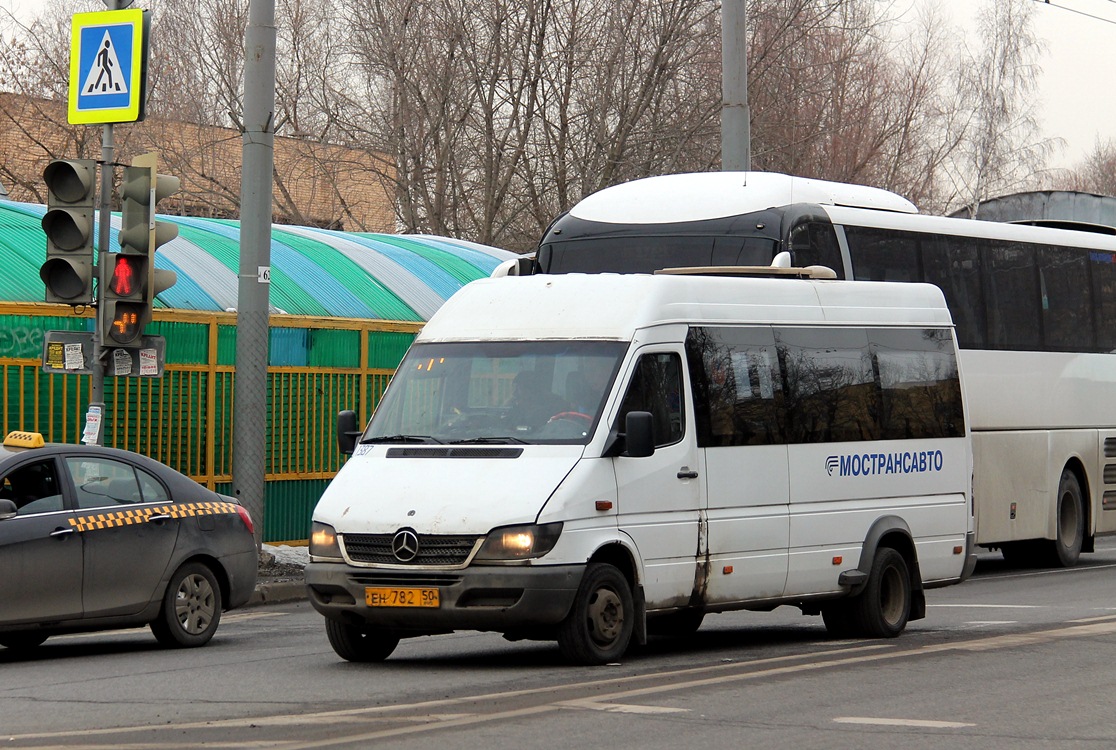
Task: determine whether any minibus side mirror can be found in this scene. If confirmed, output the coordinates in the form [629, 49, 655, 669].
[624, 411, 655, 458]
[337, 410, 360, 455]
[0, 498, 16, 520]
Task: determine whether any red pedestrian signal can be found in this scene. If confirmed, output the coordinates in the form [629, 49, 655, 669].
[109, 254, 140, 297]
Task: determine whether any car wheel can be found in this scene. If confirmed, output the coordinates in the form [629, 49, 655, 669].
[325, 619, 399, 662]
[0, 632, 48, 650]
[151, 562, 222, 648]
[556, 562, 634, 665]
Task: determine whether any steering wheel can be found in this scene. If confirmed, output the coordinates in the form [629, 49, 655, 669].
[547, 410, 592, 424]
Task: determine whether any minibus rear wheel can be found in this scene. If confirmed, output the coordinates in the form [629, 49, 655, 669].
[325, 619, 399, 662]
[557, 562, 634, 665]
[849, 547, 911, 638]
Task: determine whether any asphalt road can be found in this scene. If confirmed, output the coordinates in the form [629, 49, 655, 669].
[3, 541, 1116, 749]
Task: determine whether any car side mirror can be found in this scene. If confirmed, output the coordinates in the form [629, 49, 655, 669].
[0, 498, 17, 520]
[337, 410, 360, 456]
[624, 411, 655, 458]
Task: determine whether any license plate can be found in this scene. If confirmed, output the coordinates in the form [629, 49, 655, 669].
[365, 587, 440, 608]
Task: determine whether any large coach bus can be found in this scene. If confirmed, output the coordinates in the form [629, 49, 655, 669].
[525, 171, 1116, 567]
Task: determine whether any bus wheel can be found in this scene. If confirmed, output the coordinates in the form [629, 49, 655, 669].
[325, 619, 399, 662]
[1046, 470, 1085, 568]
[557, 563, 634, 665]
[848, 547, 911, 638]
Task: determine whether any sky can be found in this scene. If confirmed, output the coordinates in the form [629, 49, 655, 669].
[2, 0, 1113, 171]
[926, 0, 1116, 170]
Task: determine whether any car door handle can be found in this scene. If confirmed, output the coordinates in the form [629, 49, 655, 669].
[677, 468, 699, 479]
[49, 527, 75, 538]
[147, 513, 172, 523]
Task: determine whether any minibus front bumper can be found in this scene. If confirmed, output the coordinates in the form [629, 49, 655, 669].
[305, 561, 585, 633]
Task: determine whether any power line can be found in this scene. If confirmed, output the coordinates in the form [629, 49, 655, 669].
[1035, 0, 1116, 26]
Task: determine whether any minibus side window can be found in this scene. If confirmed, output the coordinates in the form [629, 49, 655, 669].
[870, 328, 965, 440]
[618, 353, 683, 447]
[686, 326, 784, 447]
[777, 327, 878, 444]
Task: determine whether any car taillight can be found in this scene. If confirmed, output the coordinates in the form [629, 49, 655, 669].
[235, 504, 254, 535]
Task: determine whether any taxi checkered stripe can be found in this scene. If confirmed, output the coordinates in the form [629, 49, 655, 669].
[68, 501, 239, 533]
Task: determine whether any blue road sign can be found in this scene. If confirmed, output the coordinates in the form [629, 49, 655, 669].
[68, 9, 149, 125]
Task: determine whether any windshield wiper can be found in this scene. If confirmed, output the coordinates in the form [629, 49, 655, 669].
[448, 436, 530, 445]
[362, 434, 443, 444]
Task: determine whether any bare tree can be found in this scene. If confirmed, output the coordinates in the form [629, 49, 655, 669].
[943, 0, 1057, 217]
[1059, 140, 1116, 197]
[1, 0, 1069, 249]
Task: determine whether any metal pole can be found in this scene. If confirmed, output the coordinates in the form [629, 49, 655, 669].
[86, 0, 130, 448]
[87, 118, 113, 448]
[721, 0, 750, 171]
[233, 0, 276, 546]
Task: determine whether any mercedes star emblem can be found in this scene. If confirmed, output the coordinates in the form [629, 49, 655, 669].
[391, 528, 419, 562]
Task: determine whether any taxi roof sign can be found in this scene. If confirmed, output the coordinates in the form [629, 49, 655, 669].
[68, 8, 149, 125]
[4, 431, 45, 449]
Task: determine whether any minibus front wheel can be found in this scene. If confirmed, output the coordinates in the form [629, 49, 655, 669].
[325, 619, 399, 662]
[557, 562, 634, 665]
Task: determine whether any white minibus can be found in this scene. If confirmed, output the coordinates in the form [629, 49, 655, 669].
[306, 270, 976, 665]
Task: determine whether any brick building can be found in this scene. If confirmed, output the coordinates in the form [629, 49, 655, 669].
[0, 92, 396, 232]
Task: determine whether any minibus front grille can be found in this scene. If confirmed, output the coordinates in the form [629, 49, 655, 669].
[342, 533, 483, 567]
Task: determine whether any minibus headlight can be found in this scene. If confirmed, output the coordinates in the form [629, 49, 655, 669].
[309, 521, 343, 561]
[475, 522, 563, 561]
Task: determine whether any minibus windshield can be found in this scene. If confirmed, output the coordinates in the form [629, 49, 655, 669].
[363, 340, 629, 445]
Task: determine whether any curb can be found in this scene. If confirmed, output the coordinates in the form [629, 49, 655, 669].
[247, 579, 307, 607]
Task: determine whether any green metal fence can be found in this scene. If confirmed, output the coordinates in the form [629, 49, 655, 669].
[0, 302, 420, 542]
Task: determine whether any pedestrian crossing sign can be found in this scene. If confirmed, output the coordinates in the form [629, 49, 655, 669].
[68, 8, 149, 125]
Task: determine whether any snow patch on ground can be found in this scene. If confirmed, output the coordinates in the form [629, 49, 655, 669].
[262, 543, 311, 566]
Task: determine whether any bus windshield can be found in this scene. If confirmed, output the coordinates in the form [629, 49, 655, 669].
[363, 340, 629, 445]
[538, 235, 779, 274]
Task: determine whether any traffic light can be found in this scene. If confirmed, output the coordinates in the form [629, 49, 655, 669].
[40, 159, 97, 305]
[100, 253, 145, 345]
[99, 157, 179, 349]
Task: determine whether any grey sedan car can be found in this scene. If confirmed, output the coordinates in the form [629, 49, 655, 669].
[0, 431, 257, 651]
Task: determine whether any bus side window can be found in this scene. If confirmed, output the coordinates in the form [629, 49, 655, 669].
[790, 222, 844, 278]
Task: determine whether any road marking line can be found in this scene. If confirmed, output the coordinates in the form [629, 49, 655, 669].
[834, 717, 975, 729]
[560, 698, 688, 714]
[929, 603, 1043, 608]
[979, 561, 1116, 580]
[52, 610, 286, 641]
[17, 618, 1116, 746]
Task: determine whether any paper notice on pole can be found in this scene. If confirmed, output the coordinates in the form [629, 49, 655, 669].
[82, 406, 102, 446]
[64, 343, 84, 370]
[139, 348, 158, 376]
[112, 348, 133, 376]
